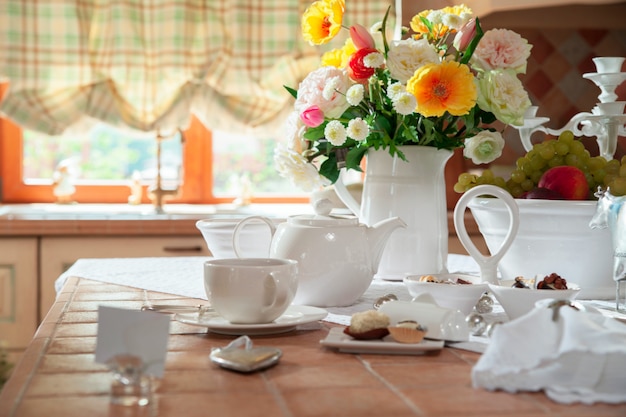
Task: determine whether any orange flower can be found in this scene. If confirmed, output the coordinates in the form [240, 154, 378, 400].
[302, 0, 345, 45]
[406, 61, 477, 117]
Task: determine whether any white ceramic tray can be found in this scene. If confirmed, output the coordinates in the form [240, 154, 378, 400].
[320, 327, 444, 355]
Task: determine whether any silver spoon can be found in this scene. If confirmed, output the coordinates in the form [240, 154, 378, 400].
[373, 293, 398, 310]
[141, 304, 213, 315]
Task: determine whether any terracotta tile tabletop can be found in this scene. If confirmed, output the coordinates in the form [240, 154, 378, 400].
[1, 277, 625, 417]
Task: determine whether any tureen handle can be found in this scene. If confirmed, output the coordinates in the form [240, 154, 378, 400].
[453, 185, 520, 284]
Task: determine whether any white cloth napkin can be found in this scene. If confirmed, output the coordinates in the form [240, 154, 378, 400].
[472, 302, 626, 404]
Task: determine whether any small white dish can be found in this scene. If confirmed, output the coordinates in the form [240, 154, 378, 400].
[378, 299, 470, 342]
[320, 327, 444, 355]
[489, 281, 581, 321]
[403, 273, 488, 315]
[175, 305, 327, 335]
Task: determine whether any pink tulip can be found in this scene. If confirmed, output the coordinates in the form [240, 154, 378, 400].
[453, 18, 476, 52]
[300, 105, 325, 127]
[349, 24, 376, 49]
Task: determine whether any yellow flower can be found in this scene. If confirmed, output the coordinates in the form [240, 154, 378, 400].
[410, 4, 472, 40]
[321, 38, 356, 68]
[406, 61, 477, 117]
[302, 0, 345, 45]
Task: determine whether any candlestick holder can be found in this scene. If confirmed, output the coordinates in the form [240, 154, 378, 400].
[513, 57, 626, 161]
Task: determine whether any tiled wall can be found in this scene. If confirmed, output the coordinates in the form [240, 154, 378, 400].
[494, 27, 626, 165]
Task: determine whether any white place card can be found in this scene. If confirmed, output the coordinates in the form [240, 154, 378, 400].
[95, 306, 171, 377]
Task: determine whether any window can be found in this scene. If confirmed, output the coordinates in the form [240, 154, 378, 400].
[0, 84, 306, 204]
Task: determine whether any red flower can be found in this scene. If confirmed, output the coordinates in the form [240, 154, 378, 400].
[348, 47, 378, 81]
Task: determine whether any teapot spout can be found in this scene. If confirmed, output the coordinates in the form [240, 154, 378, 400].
[367, 217, 406, 272]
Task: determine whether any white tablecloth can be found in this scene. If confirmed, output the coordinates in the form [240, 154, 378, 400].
[55, 254, 626, 353]
[55, 254, 485, 325]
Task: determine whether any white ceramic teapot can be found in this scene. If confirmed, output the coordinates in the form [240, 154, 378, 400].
[232, 211, 406, 307]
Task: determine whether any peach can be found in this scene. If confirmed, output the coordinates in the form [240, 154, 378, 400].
[537, 166, 589, 200]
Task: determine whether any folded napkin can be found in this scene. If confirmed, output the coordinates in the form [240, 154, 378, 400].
[472, 301, 626, 404]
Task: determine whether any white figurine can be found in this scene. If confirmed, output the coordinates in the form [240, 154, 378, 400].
[128, 170, 143, 205]
[52, 159, 77, 204]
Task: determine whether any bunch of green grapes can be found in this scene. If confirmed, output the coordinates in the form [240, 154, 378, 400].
[453, 130, 626, 198]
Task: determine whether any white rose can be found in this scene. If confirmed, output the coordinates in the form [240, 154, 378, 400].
[463, 131, 505, 164]
[283, 111, 307, 153]
[476, 69, 531, 126]
[387, 38, 439, 83]
[274, 145, 328, 192]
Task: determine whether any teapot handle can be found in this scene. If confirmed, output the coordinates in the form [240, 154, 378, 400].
[453, 185, 519, 284]
[333, 168, 361, 216]
[232, 216, 276, 258]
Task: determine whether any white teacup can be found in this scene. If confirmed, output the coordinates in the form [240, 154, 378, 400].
[204, 258, 298, 324]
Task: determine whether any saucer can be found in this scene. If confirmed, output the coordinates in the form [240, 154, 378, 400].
[175, 305, 328, 335]
[320, 327, 444, 355]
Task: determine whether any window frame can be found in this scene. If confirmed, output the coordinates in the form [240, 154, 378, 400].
[0, 85, 307, 205]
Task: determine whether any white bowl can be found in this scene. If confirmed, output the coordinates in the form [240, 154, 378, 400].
[403, 274, 489, 315]
[489, 280, 581, 320]
[468, 198, 613, 299]
[196, 218, 283, 258]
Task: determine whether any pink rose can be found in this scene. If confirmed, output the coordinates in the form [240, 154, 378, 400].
[471, 29, 532, 74]
[300, 105, 325, 127]
[294, 66, 351, 119]
[350, 24, 376, 49]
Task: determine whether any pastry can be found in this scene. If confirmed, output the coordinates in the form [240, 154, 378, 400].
[343, 310, 390, 340]
[387, 320, 427, 344]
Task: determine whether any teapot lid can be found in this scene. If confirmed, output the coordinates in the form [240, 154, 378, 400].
[287, 214, 359, 227]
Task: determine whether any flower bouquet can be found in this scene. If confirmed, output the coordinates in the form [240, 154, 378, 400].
[274, 0, 533, 192]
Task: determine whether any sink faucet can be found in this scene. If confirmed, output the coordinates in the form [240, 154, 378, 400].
[147, 130, 181, 213]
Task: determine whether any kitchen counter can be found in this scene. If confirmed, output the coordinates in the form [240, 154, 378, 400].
[0, 203, 480, 237]
[0, 203, 311, 236]
[2, 274, 625, 417]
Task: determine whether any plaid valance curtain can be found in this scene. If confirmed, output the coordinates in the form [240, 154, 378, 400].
[0, 0, 394, 136]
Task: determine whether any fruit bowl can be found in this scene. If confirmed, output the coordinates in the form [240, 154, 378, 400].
[489, 280, 581, 320]
[403, 274, 489, 315]
[467, 198, 613, 299]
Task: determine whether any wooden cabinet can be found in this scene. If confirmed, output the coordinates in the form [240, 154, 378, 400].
[0, 238, 38, 358]
[0, 234, 210, 366]
[39, 235, 210, 322]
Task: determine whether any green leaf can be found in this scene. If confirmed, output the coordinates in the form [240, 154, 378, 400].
[319, 156, 340, 183]
[345, 146, 368, 171]
[459, 17, 484, 65]
[303, 124, 326, 141]
[284, 85, 298, 99]
[380, 6, 392, 56]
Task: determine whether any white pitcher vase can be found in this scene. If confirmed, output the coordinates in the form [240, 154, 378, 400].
[335, 145, 453, 280]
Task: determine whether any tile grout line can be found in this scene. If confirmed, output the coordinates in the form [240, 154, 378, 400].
[261, 372, 296, 417]
[358, 356, 428, 417]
